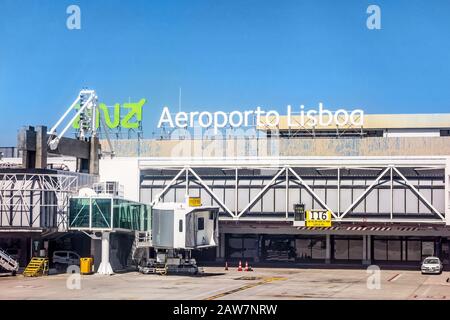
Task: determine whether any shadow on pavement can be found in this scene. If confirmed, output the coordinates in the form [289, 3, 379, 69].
[198, 261, 427, 271]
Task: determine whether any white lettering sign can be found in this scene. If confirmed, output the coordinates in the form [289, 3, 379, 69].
[158, 103, 364, 133]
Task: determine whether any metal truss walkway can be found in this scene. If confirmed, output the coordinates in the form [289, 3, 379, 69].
[139, 156, 450, 225]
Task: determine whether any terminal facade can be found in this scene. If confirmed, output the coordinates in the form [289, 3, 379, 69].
[1, 113, 450, 268]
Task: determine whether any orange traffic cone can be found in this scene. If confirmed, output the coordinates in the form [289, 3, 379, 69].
[225, 261, 228, 271]
[244, 261, 249, 271]
[237, 260, 243, 271]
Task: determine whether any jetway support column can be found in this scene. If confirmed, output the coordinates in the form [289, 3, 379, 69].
[97, 232, 113, 275]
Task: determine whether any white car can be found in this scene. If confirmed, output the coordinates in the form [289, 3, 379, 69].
[5, 248, 20, 261]
[52, 251, 81, 269]
[421, 256, 443, 274]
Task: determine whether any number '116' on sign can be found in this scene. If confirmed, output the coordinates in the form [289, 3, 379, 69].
[305, 210, 332, 227]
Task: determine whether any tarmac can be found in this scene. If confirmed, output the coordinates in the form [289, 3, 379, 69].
[1, 266, 450, 300]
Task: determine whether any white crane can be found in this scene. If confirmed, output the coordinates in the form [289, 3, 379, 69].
[47, 89, 114, 156]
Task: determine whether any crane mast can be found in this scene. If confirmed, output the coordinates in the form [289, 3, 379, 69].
[47, 89, 98, 150]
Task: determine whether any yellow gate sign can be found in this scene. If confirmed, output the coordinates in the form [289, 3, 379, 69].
[306, 210, 332, 227]
[188, 197, 201, 207]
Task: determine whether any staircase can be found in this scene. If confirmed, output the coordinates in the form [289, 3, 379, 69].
[0, 248, 19, 273]
[23, 257, 49, 277]
[127, 231, 152, 268]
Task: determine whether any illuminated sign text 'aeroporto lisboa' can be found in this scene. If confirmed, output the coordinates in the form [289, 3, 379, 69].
[158, 103, 364, 133]
[73, 99, 146, 129]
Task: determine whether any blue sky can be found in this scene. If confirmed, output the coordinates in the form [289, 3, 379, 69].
[0, 0, 449, 145]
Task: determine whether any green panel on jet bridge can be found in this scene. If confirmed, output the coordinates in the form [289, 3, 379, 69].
[69, 197, 151, 232]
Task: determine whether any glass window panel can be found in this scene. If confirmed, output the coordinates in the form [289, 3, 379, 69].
[69, 198, 90, 228]
[131, 204, 139, 230]
[91, 198, 111, 228]
[143, 205, 149, 231]
[147, 205, 152, 231]
[113, 199, 119, 228]
[243, 238, 258, 259]
[373, 240, 387, 261]
[388, 240, 401, 261]
[334, 240, 348, 260]
[311, 238, 326, 259]
[228, 237, 243, 258]
[422, 241, 435, 257]
[407, 240, 421, 261]
[264, 238, 295, 261]
[114, 200, 127, 229]
[295, 239, 311, 260]
[349, 239, 363, 260]
[442, 242, 450, 264]
[112, 200, 151, 231]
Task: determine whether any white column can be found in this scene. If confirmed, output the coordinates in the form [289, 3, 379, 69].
[445, 158, 450, 225]
[390, 167, 393, 220]
[337, 168, 340, 218]
[285, 167, 289, 219]
[97, 232, 113, 275]
[326, 234, 331, 264]
[235, 168, 238, 216]
[185, 167, 189, 198]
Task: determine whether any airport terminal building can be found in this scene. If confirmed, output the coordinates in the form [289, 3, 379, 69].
[98, 113, 450, 266]
[2, 112, 450, 268]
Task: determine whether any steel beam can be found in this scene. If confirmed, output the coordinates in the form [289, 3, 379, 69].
[150, 168, 186, 206]
[393, 167, 445, 220]
[188, 168, 235, 218]
[285, 167, 289, 218]
[288, 167, 337, 218]
[236, 167, 285, 218]
[340, 166, 391, 218]
[0, 172, 82, 231]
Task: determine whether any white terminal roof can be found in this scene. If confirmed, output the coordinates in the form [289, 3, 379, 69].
[258, 113, 450, 130]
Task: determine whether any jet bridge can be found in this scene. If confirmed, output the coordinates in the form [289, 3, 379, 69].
[138, 199, 219, 275]
[68, 187, 219, 275]
[68, 182, 151, 275]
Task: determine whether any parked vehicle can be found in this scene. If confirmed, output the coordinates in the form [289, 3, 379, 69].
[5, 248, 20, 261]
[0, 248, 19, 275]
[421, 256, 443, 274]
[52, 251, 81, 270]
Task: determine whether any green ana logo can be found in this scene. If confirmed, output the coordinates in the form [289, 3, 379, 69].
[73, 99, 146, 129]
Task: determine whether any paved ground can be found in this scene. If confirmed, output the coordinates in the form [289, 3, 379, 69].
[1, 267, 450, 300]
